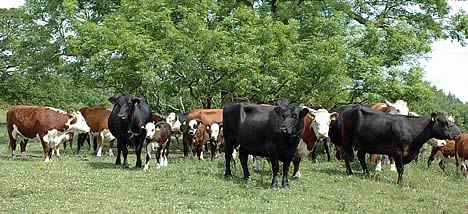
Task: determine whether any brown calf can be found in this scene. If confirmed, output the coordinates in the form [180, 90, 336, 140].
[78, 106, 115, 157]
[455, 133, 468, 178]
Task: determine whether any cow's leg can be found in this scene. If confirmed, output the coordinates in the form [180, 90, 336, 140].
[210, 140, 216, 161]
[21, 140, 28, 160]
[282, 160, 291, 188]
[40, 138, 51, 162]
[183, 136, 189, 159]
[9, 137, 17, 160]
[224, 136, 235, 177]
[310, 146, 317, 163]
[394, 156, 404, 186]
[144, 142, 152, 172]
[77, 133, 85, 154]
[54, 145, 60, 158]
[96, 133, 104, 157]
[438, 159, 446, 172]
[164, 147, 168, 167]
[270, 155, 280, 188]
[323, 138, 331, 162]
[427, 147, 438, 167]
[157, 147, 163, 168]
[375, 154, 383, 172]
[200, 145, 205, 160]
[239, 148, 250, 181]
[292, 156, 301, 178]
[252, 156, 260, 172]
[389, 157, 396, 171]
[135, 136, 144, 168]
[357, 150, 369, 176]
[109, 139, 115, 157]
[122, 144, 129, 168]
[115, 140, 122, 166]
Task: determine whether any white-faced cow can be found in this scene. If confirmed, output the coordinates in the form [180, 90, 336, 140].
[292, 108, 338, 178]
[144, 121, 172, 171]
[108, 93, 151, 168]
[166, 112, 182, 144]
[340, 106, 458, 185]
[224, 100, 309, 188]
[7, 105, 90, 162]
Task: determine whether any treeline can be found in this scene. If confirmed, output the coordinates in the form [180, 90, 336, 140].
[1, 0, 468, 129]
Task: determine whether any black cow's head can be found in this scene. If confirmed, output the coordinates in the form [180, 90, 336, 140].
[430, 113, 458, 140]
[274, 101, 309, 137]
[109, 92, 144, 120]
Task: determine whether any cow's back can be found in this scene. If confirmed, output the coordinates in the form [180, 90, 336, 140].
[7, 106, 69, 139]
[188, 109, 223, 125]
[80, 106, 111, 132]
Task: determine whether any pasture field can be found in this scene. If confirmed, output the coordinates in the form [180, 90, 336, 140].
[0, 122, 467, 213]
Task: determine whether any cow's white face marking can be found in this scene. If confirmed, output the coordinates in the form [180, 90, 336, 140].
[210, 123, 220, 140]
[67, 111, 91, 133]
[296, 140, 311, 157]
[385, 100, 409, 116]
[310, 109, 336, 139]
[166, 112, 176, 123]
[188, 120, 198, 135]
[145, 122, 156, 139]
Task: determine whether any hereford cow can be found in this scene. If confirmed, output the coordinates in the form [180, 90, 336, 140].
[108, 93, 151, 168]
[292, 108, 338, 178]
[427, 139, 455, 172]
[224, 100, 309, 188]
[455, 133, 468, 178]
[181, 119, 198, 158]
[144, 121, 172, 171]
[207, 122, 222, 160]
[7, 106, 90, 162]
[340, 106, 457, 185]
[77, 106, 116, 157]
[193, 121, 210, 160]
[166, 112, 182, 144]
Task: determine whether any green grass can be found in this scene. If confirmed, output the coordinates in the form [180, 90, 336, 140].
[0, 122, 467, 213]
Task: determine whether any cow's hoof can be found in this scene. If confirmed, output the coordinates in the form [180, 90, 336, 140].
[123, 164, 129, 168]
[282, 185, 290, 189]
[292, 171, 301, 179]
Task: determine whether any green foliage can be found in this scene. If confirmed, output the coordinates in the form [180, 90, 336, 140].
[1, 0, 468, 124]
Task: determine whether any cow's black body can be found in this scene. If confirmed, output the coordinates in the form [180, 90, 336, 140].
[340, 106, 457, 185]
[108, 92, 151, 168]
[223, 100, 308, 188]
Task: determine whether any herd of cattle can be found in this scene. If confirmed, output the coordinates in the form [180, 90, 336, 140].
[6, 92, 468, 188]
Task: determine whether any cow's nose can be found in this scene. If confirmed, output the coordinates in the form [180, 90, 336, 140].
[280, 127, 287, 133]
[117, 113, 126, 119]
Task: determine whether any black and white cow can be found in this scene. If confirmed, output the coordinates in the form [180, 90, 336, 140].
[223, 100, 308, 188]
[340, 106, 458, 185]
[108, 92, 151, 168]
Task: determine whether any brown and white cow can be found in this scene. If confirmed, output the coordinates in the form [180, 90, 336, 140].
[427, 139, 455, 171]
[292, 108, 338, 178]
[78, 106, 116, 157]
[183, 109, 223, 158]
[193, 121, 211, 160]
[144, 121, 172, 171]
[7, 105, 90, 162]
[455, 133, 468, 178]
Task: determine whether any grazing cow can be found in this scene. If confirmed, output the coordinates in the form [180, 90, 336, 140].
[193, 121, 211, 160]
[340, 106, 457, 185]
[292, 108, 338, 178]
[224, 100, 309, 188]
[144, 121, 172, 171]
[370, 100, 410, 172]
[7, 106, 90, 162]
[77, 106, 116, 157]
[427, 139, 455, 171]
[455, 133, 468, 178]
[108, 93, 151, 168]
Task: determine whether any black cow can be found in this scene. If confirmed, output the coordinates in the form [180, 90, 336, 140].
[223, 100, 309, 188]
[340, 106, 458, 185]
[108, 92, 151, 168]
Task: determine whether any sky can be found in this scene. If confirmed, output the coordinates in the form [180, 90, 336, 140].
[1, 0, 468, 102]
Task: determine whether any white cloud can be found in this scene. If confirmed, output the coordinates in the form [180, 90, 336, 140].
[0, 0, 25, 8]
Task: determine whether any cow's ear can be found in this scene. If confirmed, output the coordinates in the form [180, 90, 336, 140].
[330, 112, 339, 121]
[300, 108, 309, 118]
[132, 98, 141, 106]
[431, 112, 437, 122]
[108, 96, 118, 104]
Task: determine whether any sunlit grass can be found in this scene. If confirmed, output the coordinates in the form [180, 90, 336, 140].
[0, 123, 467, 213]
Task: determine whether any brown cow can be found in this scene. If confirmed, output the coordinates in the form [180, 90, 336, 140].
[427, 139, 456, 172]
[188, 109, 223, 125]
[193, 121, 210, 160]
[144, 121, 172, 171]
[78, 106, 116, 157]
[7, 105, 90, 162]
[292, 108, 338, 178]
[455, 133, 468, 178]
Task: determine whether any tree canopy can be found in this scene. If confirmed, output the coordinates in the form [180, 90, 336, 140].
[1, 0, 468, 129]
